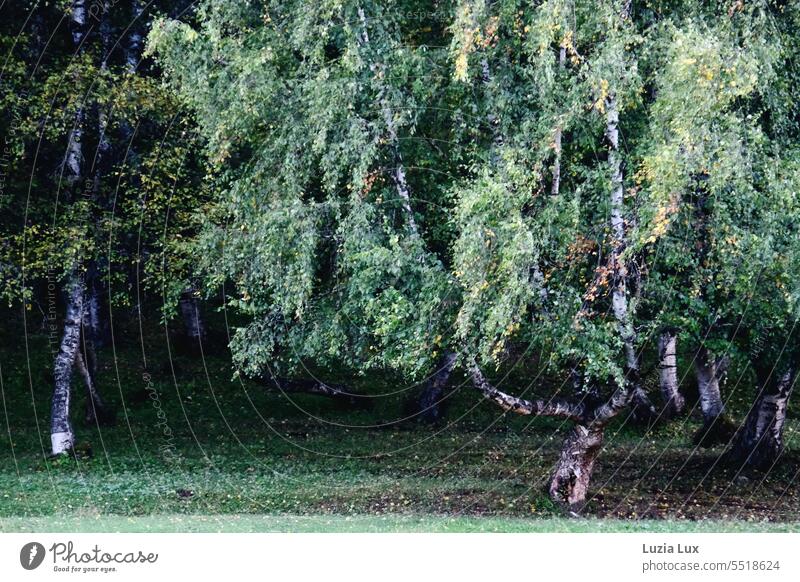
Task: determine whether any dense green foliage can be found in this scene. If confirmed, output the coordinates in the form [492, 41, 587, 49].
[0, 0, 205, 315]
[149, 0, 800, 386]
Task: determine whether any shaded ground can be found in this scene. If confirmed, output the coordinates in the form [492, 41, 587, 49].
[0, 309, 798, 529]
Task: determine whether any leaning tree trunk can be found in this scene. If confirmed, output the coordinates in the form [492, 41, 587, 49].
[693, 347, 735, 446]
[76, 315, 116, 427]
[658, 330, 685, 417]
[51, 276, 84, 455]
[550, 21, 639, 508]
[542, 58, 645, 510]
[414, 352, 457, 423]
[728, 368, 795, 470]
[549, 424, 604, 510]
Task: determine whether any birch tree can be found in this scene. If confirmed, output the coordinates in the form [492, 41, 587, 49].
[149, 0, 800, 509]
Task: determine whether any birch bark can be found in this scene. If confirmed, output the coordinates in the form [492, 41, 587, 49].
[729, 367, 795, 469]
[658, 330, 685, 417]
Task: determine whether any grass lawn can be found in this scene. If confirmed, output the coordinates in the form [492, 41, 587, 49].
[1, 310, 799, 532]
[1, 514, 798, 533]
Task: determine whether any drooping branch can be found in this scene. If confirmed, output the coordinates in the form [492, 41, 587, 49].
[468, 363, 584, 421]
[480, 59, 504, 156]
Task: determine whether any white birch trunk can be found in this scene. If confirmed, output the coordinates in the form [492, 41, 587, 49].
[51, 276, 83, 454]
[658, 330, 684, 417]
[51, 0, 90, 455]
[693, 347, 734, 446]
[606, 93, 655, 424]
[551, 45, 566, 197]
[694, 347, 725, 420]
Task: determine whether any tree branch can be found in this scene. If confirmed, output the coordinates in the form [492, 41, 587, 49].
[588, 385, 632, 426]
[468, 363, 584, 421]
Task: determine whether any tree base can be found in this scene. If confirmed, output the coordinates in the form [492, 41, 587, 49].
[407, 384, 448, 423]
[630, 394, 659, 428]
[549, 425, 604, 512]
[693, 415, 736, 448]
[50, 431, 75, 456]
[661, 396, 686, 420]
[726, 377, 793, 471]
[726, 437, 782, 472]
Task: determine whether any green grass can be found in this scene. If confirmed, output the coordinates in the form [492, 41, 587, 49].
[1, 514, 797, 533]
[1, 310, 799, 532]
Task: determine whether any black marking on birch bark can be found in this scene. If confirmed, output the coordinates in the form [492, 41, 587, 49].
[51, 274, 84, 455]
[51, 1, 91, 456]
[693, 346, 735, 447]
[549, 424, 604, 511]
[658, 330, 685, 417]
